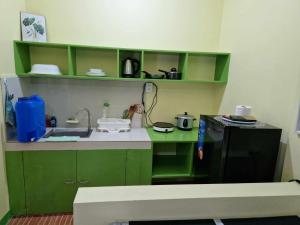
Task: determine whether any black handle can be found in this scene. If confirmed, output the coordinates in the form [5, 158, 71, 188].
[132, 59, 140, 75]
[183, 119, 188, 128]
[142, 70, 151, 75]
[142, 70, 151, 78]
[158, 69, 168, 75]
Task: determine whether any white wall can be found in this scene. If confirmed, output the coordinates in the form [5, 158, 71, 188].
[22, 79, 144, 126]
[219, 0, 300, 180]
[0, 0, 26, 218]
[25, 0, 223, 51]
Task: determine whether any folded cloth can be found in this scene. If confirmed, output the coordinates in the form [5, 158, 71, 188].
[45, 136, 80, 142]
[4, 81, 16, 127]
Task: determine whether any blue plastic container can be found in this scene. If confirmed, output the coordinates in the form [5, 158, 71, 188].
[15, 95, 46, 142]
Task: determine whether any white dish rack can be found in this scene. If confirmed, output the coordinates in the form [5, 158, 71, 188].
[97, 118, 131, 133]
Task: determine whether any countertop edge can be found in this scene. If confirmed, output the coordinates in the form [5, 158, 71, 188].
[5, 141, 152, 151]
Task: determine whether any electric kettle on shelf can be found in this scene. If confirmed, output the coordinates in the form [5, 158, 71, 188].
[122, 57, 140, 78]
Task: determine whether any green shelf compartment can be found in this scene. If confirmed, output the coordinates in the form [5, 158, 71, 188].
[14, 41, 69, 75]
[186, 53, 230, 82]
[143, 51, 187, 80]
[152, 142, 194, 179]
[119, 49, 143, 78]
[72, 46, 118, 77]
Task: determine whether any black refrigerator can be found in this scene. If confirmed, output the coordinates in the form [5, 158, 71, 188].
[199, 115, 282, 183]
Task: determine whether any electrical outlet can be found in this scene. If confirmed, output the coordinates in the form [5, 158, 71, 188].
[145, 83, 153, 93]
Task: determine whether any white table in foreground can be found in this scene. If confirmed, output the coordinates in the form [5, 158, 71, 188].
[73, 182, 300, 225]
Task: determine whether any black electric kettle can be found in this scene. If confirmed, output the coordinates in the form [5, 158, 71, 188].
[122, 57, 140, 78]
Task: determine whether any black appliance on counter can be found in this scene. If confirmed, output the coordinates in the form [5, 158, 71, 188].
[129, 216, 300, 225]
[199, 115, 282, 183]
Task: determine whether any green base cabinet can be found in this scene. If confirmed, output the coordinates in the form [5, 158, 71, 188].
[6, 149, 152, 216]
[77, 150, 126, 187]
[23, 151, 77, 214]
[5, 152, 26, 215]
[126, 149, 153, 185]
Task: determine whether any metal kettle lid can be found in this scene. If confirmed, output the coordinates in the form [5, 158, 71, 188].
[176, 112, 195, 119]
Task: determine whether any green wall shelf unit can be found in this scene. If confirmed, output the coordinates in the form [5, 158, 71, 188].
[14, 40, 230, 84]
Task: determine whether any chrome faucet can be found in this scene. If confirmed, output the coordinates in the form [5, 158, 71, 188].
[73, 108, 91, 131]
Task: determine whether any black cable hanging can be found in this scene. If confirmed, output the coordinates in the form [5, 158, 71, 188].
[142, 82, 158, 127]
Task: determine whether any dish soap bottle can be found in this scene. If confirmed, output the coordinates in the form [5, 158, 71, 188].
[102, 101, 110, 118]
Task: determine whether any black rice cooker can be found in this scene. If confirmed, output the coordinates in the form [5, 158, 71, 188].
[175, 112, 196, 130]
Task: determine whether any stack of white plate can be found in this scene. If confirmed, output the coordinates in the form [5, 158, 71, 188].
[86, 68, 106, 76]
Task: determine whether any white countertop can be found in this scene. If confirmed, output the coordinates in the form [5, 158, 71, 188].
[5, 128, 152, 151]
[74, 182, 300, 204]
[73, 182, 300, 225]
[81, 128, 150, 142]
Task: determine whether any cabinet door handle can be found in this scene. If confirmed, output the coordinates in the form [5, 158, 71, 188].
[78, 180, 89, 184]
[64, 180, 76, 185]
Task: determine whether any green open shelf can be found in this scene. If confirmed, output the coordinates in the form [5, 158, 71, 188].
[152, 142, 194, 179]
[14, 40, 230, 84]
[152, 155, 192, 178]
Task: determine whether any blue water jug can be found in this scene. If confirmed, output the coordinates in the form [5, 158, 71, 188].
[15, 95, 46, 142]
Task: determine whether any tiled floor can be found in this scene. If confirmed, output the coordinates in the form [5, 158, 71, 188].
[7, 214, 73, 225]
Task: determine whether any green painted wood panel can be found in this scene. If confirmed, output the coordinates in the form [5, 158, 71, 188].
[68, 46, 76, 75]
[152, 142, 195, 178]
[77, 150, 126, 187]
[5, 152, 26, 216]
[215, 54, 230, 82]
[126, 150, 153, 185]
[14, 42, 31, 74]
[0, 210, 12, 225]
[147, 128, 198, 143]
[23, 151, 76, 214]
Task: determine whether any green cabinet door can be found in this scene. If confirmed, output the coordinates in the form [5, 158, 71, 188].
[77, 150, 126, 187]
[23, 151, 76, 214]
[126, 149, 153, 185]
[5, 151, 26, 215]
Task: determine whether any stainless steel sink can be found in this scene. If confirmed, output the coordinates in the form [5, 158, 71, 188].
[44, 128, 93, 138]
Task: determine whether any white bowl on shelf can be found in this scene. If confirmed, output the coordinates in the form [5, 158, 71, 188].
[29, 64, 62, 75]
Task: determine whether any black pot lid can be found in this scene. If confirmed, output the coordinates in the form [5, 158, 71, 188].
[153, 122, 174, 128]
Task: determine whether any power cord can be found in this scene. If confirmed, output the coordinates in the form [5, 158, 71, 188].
[289, 179, 300, 185]
[142, 82, 158, 127]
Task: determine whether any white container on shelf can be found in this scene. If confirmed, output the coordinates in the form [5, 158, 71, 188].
[29, 64, 62, 75]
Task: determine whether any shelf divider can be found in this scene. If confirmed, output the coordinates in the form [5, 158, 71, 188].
[67, 46, 76, 76]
